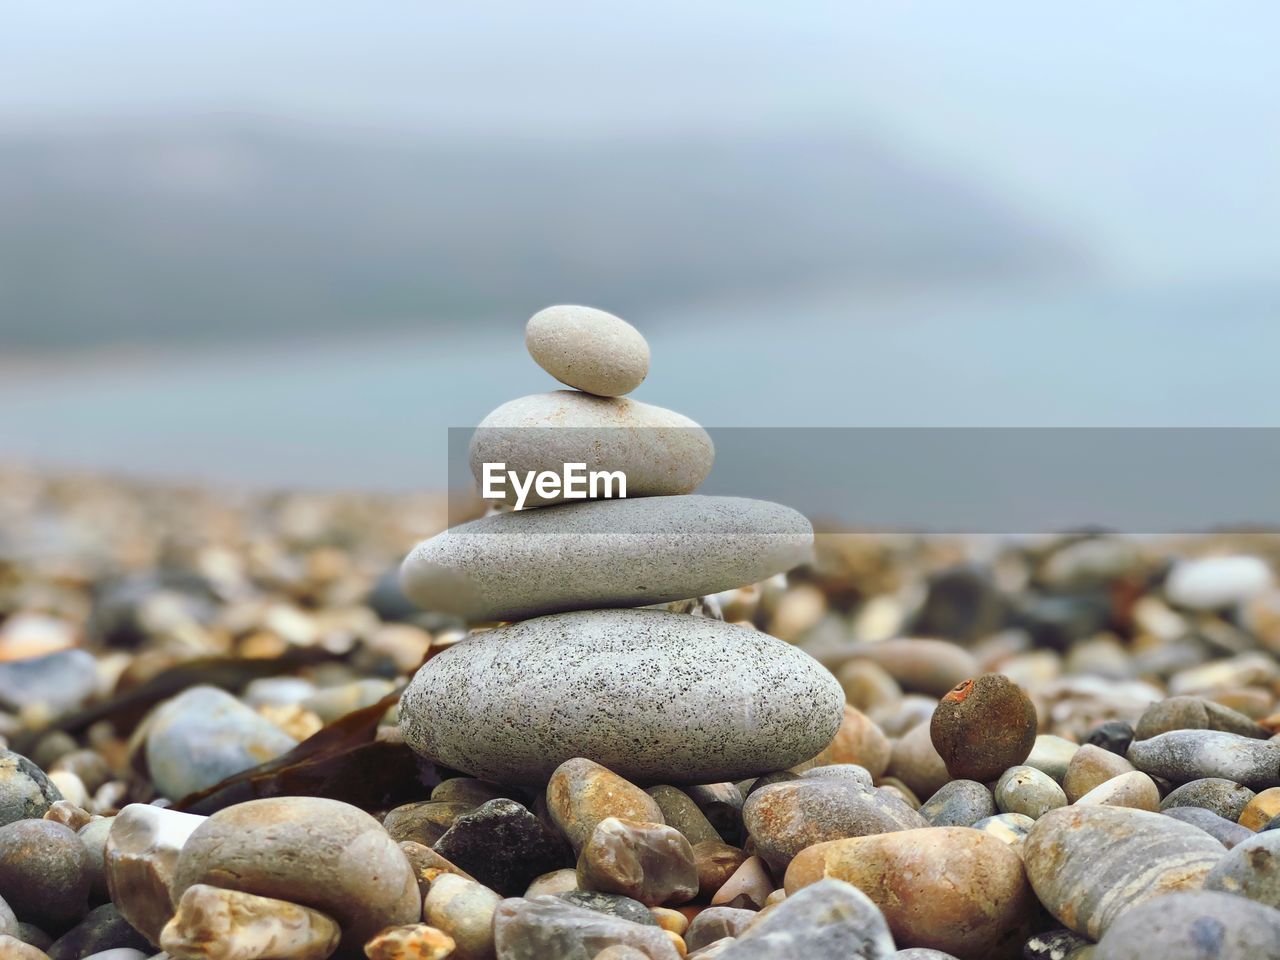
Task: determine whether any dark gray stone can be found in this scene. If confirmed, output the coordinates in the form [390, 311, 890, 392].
[1160, 778, 1256, 821]
[0, 750, 62, 826]
[46, 903, 149, 960]
[0, 819, 90, 932]
[433, 799, 570, 896]
[919, 780, 996, 828]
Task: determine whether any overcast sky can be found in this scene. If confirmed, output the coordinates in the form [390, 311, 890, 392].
[3, 2, 1278, 282]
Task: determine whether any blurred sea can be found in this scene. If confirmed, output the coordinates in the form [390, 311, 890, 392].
[1, 279, 1277, 493]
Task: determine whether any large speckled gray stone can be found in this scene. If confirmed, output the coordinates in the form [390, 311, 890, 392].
[1095, 890, 1280, 959]
[1205, 830, 1280, 907]
[720, 878, 896, 959]
[144, 686, 298, 800]
[400, 609, 844, 785]
[400, 495, 811, 621]
[469, 390, 713, 508]
[1128, 730, 1280, 790]
[525, 305, 650, 398]
[1024, 805, 1226, 939]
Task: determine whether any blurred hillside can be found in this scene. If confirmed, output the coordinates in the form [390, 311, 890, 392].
[0, 120, 1081, 351]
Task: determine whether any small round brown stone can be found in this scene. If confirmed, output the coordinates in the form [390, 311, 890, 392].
[930, 674, 1038, 782]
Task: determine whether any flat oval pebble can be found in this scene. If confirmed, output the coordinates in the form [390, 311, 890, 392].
[1135, 695, 1267, 740]
[995, 765, 1068, 820]
[171, 797, 420, 958]
[1160, 777, 1256, 820]
[400, 496, 811, 622]
[492, 895, 680, 960]
[1062, 744, 1135, 803]
[1127, 730, 1280, 790]
[1023, 805, 1226, 938]
[743, 765, 927, 874]
[468, 390, 712, 508]
[1094, 890, 1280, 959]
[525, 305, 650, 397]
[400, 609, 844, 784]
[919, 779, 996, 827]
[160, 884, 341, 960]
[1163, 806, 1255, 848]
[785, 827, 1033, 958]
[1075, 770, 1160, 811]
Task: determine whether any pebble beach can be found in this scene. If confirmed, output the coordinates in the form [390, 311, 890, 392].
[4, 307, 1280, 960]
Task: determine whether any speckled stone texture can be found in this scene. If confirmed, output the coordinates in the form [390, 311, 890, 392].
[929, 675, 1037, 782]
[1094, 890, 1280, 959]
[1127, 730, 1280, 789]
[468, 390, 713, 508]
[492, 895, 680, 959]
[1023, 805, 1226, 939]
[399, 495, 811, 622]
[1160, 777, 1256, 820]
[720, 878, 897, 959]
[0, 750, 62, 826]
[1205, 830, 1280, 907]
[525, 305, 650, 397]
[399, 609, 844, 784]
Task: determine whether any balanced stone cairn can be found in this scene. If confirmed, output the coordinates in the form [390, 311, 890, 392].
[398, 304, 845, 784]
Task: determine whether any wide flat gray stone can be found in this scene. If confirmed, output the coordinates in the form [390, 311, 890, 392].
[400, 495, 812, 622]
[400, 609, 844, 784]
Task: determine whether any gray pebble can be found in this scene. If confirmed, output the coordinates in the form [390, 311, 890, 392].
[1160, 777, 1256, 820]
[401, 609, 844, 785]
[46, 903, 149, 960]
[525, 305, 650, 398]
[719, 878, 895, 959]
[1128, 730, 1280, 790]
[1163, 806, 1256, 848]
[995, 765, 1068, 820]
[1135, 696, 1268, 740]
[492, 895, 679, 959]
[0, 650, 99, 718]
[432, 798, 569, 896]
[144, 686, 298, 800]
[557, 891, 657, 926]
[1205, 830, 1280, 907]
[1095, 890, 1280, 959]
[918, 780, 996, 827]
[685, 907, 754, 951]
[400, 495, 811, 622]
[0, 750, 62, 827]
[0, 819, 90, 932]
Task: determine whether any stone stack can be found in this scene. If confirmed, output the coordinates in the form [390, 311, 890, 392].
[397, 305, 844, 784]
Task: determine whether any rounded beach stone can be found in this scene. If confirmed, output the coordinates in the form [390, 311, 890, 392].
[919, 779, 996, 827]
[0, 819, 90, 932]
[171, 797, 420, 958]
[468, 390, 712, 509]
[886, 721, 951, 800]
[710, 855, 772, 910]
[692, 841, 749, 899]
[1162, 806, 1255, 848]
[0, 935, 48, 960]
[842, 639, 979, 697]
[422, 874, 500, 960]
[721, 878, 895, 960]
[546, 758, 666, 854]
[104, 804, 207, 944]
[160, 884, 341, 960]
[433, 798, 569, 896]
[1164, 555, 1274, 610]
[0, 750, 62, 826]
[685, 907, 754, 951]
[1024, 735, 1079, 783]
[525, 305, 650, 397]
[492, 895, 680, 960]
[930, 674, 1037, 782]
[1062, 743, 1136, 803]
[1135, 696, 1267, 740]
[1023, 805, 1226, 938]
[576, 819, 698, 907]
[742, 765, 926, 875]
[1205, 830, 1280, 907]
[1160, 778, 1256, 821]
[526, 869, 578, 897]
[796, 706, 891, 778]
[47, 903, 152, 960]
[364, 924, 456, 960]
[1094, 890, 1280, 959]
[400, 496, 810, 622]
[1241, 787, 1280, 831]
[382, 801, 470, 847]
[1076, 770, 1161, 811]
[645, 786, 721, 847]
[1127, 730, 1280, 790]
[401, 610, 844, 784]
[995, 765, 1067, 820]
[784, 827, 1032, 958]
[557, 891, 656, 927]
[144, 686, 298, 800]
[1085, 719, 1135, 755]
